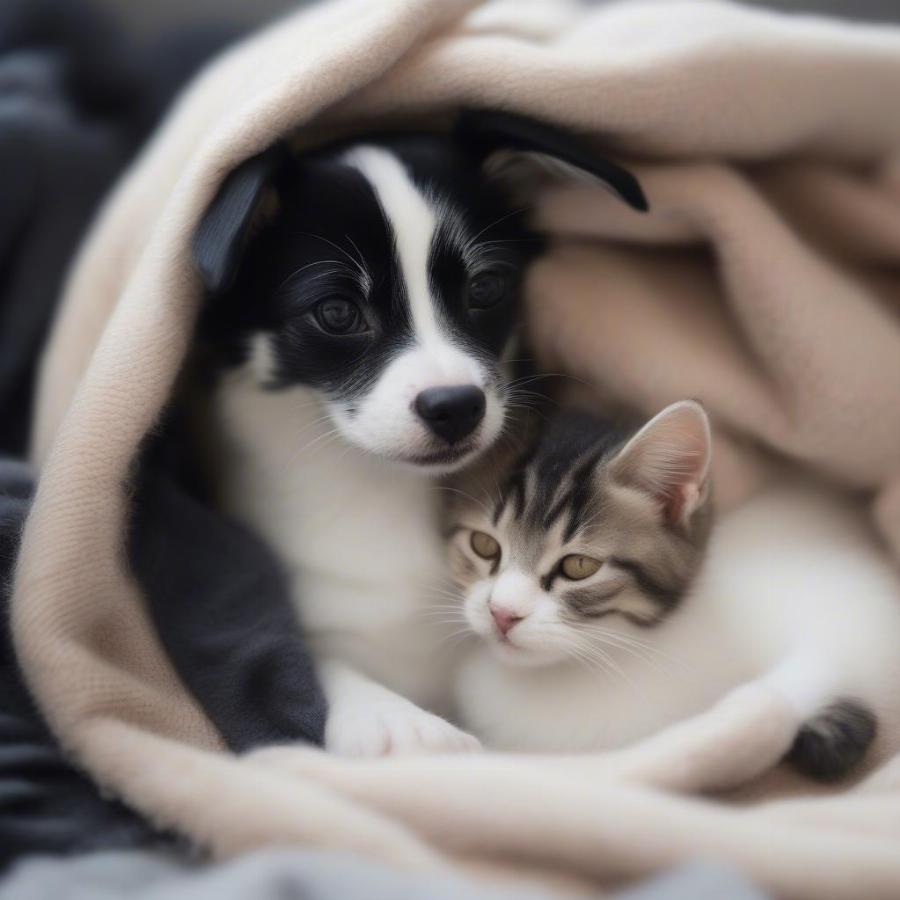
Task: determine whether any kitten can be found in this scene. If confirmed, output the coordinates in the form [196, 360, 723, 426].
[445, 401, 900, 788]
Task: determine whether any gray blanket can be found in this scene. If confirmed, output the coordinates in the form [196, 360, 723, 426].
[2, 851, 768, 900]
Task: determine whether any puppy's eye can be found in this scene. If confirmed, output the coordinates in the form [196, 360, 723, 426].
[314, 298, 366, 335]
[470, 530, 501, 561]
[468, 271, 508, 309]
[559, 554, 602, 581]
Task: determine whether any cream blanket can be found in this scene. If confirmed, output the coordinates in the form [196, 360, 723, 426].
[15, 1, 900, 897]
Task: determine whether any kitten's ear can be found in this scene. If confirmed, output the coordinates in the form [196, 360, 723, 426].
[192, 143, 289, 294]
[609, 401, 712, 527]
[455, 109, 648, 212]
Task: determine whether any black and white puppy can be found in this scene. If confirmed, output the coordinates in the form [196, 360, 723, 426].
[193, 112, 646, 755]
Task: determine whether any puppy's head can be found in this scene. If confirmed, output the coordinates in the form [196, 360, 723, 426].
[194, 112, 646, 473]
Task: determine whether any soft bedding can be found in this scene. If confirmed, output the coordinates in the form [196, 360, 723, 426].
[7, 0, 900, 897]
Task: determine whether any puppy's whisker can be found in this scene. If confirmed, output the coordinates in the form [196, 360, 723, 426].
[274, 258, 347, 294]
[298, 231, 367, 282]
[432, 484, 495, 519]
[465, 205, 533, 246]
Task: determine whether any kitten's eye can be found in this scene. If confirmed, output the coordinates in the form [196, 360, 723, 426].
[470, 530, 501, 561]
[468, 271, 509, 310]
[314, 298, 367, 335]
[559, 554, 602, 581]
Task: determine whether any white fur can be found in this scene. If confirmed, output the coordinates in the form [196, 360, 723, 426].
[456, 479, 900, 780]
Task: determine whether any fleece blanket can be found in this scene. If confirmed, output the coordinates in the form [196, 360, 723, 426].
[13, 0, 900, 897]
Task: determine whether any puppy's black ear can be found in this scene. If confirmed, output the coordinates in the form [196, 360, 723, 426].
[456, 109, 647, 212]
[192, 144, 288, 294]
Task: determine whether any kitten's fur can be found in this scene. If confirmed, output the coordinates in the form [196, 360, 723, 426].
[446, 402, 900, 787]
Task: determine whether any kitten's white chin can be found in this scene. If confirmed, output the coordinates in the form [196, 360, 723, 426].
[488, 636, 565, 668]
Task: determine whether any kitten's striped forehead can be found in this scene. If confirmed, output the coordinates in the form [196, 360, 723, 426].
[494, 414, 624, 540]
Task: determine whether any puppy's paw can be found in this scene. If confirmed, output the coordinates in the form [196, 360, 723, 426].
[325, 699, 481, 757]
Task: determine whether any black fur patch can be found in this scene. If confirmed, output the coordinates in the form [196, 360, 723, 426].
[198, 135, 536, 409]
[785, 698, 877, 782]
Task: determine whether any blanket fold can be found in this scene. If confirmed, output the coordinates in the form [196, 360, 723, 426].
[13, 0, 900, 895]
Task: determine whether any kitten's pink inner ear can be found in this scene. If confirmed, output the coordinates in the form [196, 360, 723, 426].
[611, 401, 712, 527]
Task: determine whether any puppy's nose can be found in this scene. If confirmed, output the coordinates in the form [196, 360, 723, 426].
[415, 385, 485, 445]
[490, 604, 523, 637]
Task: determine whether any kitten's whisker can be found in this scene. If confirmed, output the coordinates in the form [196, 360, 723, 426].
[418, 606, 466, 617]
[580, 625, 670, 657]
[589, 636, 666, 673]
[568, 634, 637, 689]
[436, 627, 477, 648]
[431, 485, 494, 519]
[419, 617, 468, 628]
[580, 624, 686, 667]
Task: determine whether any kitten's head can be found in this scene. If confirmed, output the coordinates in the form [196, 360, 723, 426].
[447, 401, 713, 667]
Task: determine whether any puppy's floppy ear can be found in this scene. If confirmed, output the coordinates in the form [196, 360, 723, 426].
[455, 109, 647, 212]
[192, 143, 288, 294]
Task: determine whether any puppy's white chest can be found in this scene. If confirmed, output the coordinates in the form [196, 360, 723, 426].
[214, 376, 454, 707]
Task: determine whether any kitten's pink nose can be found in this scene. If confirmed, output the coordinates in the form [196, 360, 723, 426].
[490, 604, 523, 637]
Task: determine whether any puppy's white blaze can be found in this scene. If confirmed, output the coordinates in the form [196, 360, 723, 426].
[342, 146, 446, 351]
[339, 145, 503, 464]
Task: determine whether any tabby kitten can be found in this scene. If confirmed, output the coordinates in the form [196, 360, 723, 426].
[446, 401, 900, 787]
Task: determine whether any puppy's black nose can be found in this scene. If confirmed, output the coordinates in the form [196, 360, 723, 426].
[415, 385, 486, 445]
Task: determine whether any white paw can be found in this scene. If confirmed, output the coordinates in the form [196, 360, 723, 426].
[325, 699, 481, 757]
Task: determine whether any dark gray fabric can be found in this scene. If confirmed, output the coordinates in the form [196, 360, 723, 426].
[94, 0, 900, 36]
[0, 0, 246, 456]
[0, 461, 159, 870]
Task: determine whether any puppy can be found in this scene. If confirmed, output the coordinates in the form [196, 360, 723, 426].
[192, 112, 646, 755]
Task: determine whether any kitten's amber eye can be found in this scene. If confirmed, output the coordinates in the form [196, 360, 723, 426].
[559, 554, 602, 581]
[470, 530, 501, 561]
